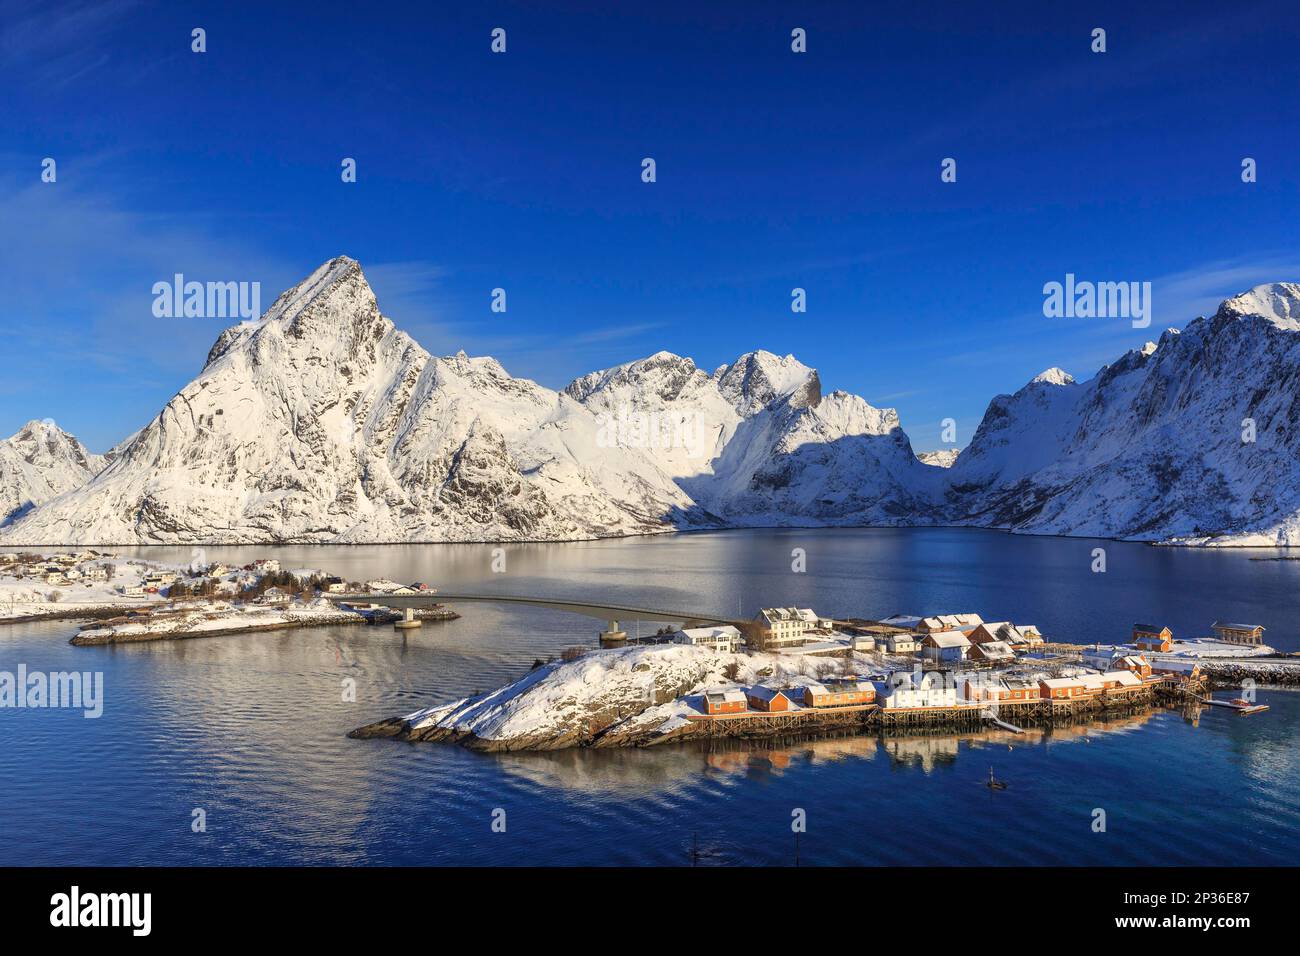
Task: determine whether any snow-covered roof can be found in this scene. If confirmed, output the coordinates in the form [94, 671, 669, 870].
[974, 640, 1014, 658]
[1002, 677, 1039, 691]
[1041, 677, 1083, 689]
[759, 607, 818, 623]
[746, 685, 790, 702]
[1152, 658, 1200, 673]
[1107, 670, 1143, 687]
[679, 625, 740, 640]
[925, 631, 971, 648]
[704, 689, 746, 704]
[1212, 621, 1265, 632]
[879, 614, 923, 627]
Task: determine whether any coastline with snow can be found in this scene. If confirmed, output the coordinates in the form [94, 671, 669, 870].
[348, 636, 1255, 753]
[0, 550, 457, 644]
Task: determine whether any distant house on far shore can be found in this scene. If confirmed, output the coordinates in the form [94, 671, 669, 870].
[257, 587, 290, 605]
[1133, 624, 1173, 652]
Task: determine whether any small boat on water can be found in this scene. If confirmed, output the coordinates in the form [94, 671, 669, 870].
[986, 767, 1008, 790]
[1226, 698, 1270, 715]
[1198, 695, 1270, 715]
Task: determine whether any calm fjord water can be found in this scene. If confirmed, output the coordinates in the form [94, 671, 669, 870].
[2, 528, 1298, 866]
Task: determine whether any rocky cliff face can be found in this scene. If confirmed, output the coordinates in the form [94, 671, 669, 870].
[0, 420, 105, 526]
[948, 283, 1300, 545]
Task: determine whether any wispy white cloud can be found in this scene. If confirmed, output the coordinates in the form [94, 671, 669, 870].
[0, 0, 141, 89]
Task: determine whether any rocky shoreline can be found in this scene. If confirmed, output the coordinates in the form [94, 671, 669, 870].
[1201, 659, 1300, 688]
[1, 605, 155, 626]
[348, 693, 1182, 753]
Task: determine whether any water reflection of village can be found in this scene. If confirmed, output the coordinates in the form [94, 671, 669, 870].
[703, 710, 1159, 775]
[495, 708, 1177, 793]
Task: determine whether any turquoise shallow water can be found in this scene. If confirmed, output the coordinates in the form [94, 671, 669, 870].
[1, 528, 1297, 865]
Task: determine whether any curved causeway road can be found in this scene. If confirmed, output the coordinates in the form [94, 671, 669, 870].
[329, 592, 742, 630]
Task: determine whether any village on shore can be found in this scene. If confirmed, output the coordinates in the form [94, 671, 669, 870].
[653, 609, 1276, 727]
[360, 605, 1288, 752]
[0, 550, 455, 642]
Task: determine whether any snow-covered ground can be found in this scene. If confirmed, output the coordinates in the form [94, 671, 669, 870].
[1084, 639, 1279, 660]
[400, 643, 868, 750]
[72, 597, 371, 643]
[0, 559, 163, 620]
[0, 551, 397, 642]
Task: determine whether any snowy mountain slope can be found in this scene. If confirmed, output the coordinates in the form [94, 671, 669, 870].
[6, 263, 1299, 546]
[0, 258, 933, 544]
[948, 283, 1300, 544]
[917, 449, 960, 468]
[0, 259, 710, 544]
[680, 388, 942, 524]
[563, 348, 941, 525]
[0, 420, 105, 526]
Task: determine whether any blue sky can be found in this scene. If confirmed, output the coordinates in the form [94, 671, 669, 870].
[3, 0, 1299, 452]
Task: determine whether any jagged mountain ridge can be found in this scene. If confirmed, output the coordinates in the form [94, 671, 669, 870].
[4, 260, 1298, 546]
[0, 420, 105, 526]
[948, 283, 1300, 545]
[0, 258, 928, 544]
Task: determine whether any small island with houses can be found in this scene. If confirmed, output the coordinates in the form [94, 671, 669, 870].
[352, 606, 1295, 752]
[0, 550, 456, 643]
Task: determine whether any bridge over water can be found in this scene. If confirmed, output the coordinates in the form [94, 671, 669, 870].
[328, 591, 743, 641]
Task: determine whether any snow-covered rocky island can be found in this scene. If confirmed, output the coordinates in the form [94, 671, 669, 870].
[350, 643, 851, 751]
[351, 608, 1300, 752]
[0, 551, 456, 643]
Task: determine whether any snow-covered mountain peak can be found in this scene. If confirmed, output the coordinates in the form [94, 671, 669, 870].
[563, 351, 706, 407]
[1031, 367, 1075, 386]
[5, 420, 101, 468]
[204, 255, 388, 370]
[1, 420, 105, 526]
[716, 350, 819, 414]
[1219, 282, 1300, 331]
